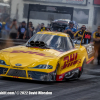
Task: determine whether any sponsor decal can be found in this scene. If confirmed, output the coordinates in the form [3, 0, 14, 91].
[61, 53, 81, 70]
[86, 46, 94, 54]
[13, 76, 18, 78]
[15, 63, 22, 66]
[84, 34, 91, 39]
[64, 53, 77, 62]
[2, 51, 8, 52]
[59, 75, 63, 79]
[3, 50, 52, 57]
[56, 73, 65, 81]
[21, 28, 25, 33]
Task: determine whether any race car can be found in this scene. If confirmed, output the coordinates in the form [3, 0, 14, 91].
[0, 31, 94, 81]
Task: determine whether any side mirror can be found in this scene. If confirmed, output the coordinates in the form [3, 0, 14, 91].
[72, 39, 81, 44]
[76, 40, 81, 44]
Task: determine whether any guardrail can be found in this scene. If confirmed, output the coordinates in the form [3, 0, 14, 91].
[0, 38, 28, 50]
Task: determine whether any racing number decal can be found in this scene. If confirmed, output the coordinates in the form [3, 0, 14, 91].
[87, 46, 94, 54]
[85, 44, 94, 59]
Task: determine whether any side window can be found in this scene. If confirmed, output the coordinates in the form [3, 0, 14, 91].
[64, 37, 74, 51]
[69, 37, 74, 48]
[57, 37, 64, 49]
[67, 37, 74, 49]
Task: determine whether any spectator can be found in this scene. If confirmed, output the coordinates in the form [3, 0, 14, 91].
[1, 20, 10, 39]
[0, 22, 2, 38]
[16, 21, 27, 39]
[40, 23, 47, 31]
[47, 24, 51, 28]
[74, 25, 87, 39]
[9, 19, 18, 39]
[28, 22, 34, 38]
[64, 21, 77, 39]
[41, 23, 44, 27]
[93, 26, 100, 65]
[74, 25, 91, 44]
[92, 29, 97, 38]
[35, 24, 41, 33]
[5, 21, 11, 38]
[47, 24, 51, 31]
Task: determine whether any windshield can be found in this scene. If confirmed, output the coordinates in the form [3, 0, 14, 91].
[26, 34, 74, 51]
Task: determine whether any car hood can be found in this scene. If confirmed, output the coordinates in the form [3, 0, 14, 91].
[0, 46, 63, 67]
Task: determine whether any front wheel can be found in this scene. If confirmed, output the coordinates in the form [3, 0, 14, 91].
[77, 67, 83, 78]
[77, 60, 85, 78]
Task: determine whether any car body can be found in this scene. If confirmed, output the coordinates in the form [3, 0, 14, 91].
[0, 31, 94, 81]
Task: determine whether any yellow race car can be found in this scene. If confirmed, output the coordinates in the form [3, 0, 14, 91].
[0, 31, 94, 81]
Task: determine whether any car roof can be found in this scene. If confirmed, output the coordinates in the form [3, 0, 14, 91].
[37, 31, 69, 37]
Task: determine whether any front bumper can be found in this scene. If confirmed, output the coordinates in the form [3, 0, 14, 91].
[0, 67, 56, 81]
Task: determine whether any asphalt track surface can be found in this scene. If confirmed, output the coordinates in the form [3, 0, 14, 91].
[0, 64, 100, 100]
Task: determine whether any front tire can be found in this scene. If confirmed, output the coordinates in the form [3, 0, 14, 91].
[77, 67, 83, 78]
[77, 60, 85, 78]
